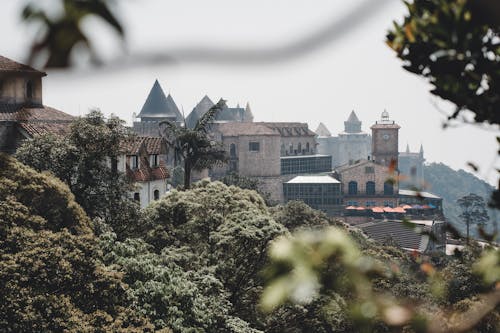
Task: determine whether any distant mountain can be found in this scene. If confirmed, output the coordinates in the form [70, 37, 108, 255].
[421, 163, 498, 239]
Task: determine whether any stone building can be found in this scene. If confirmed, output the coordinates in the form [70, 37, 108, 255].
[120, 136, 169, 208]
[210, 122, 282, 201]
[399, 144, 425, 188]
[335, 159, 399, 207]
[0, 55, 73, 153]
[185, 95, 253, 128]
[133, 80, 184, 136]
[370, 110, 400, 169]
[316, 111, 371, 168]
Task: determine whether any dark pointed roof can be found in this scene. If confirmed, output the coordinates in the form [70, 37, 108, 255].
[243, 102, 254, 122]
[0, 55, 46, 76]
[137, 80, 182, 120]
[315, 122, 332, 137]
[346, 110, 360, 123]
[186, 95, 214, 128]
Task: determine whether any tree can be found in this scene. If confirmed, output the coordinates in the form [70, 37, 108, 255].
[387, 0, 500, 126]
[0, 153, 153, 331]
[457, 193, 490, 244]
[15, 109, 140, 237]
[159, 100, 228, 189]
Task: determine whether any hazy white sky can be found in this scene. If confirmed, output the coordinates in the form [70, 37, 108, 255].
[1, 0, 498, 185]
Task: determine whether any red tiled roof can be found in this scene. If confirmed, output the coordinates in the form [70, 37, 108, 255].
[258, 122, 317, 137]
[0, 55, 46, 76]
[127, 157, 169, 182]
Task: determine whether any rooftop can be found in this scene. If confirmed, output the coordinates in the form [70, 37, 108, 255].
[0, 55, 46, 76]
[398, 189, 441, 199]
[215, 122, 279, 136]
[137, 80, 183, 120]
[286, 175, 340, 184]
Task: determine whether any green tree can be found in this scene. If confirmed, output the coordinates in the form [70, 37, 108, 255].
[159, 100, 228, 189]
[457, 193, 490, 244]
[15, 109, 139, 237]
[0, 153, 153, 332]
[137, 181, 287, 330]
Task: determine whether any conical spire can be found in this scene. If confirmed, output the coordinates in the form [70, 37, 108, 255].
[185, 95, 215, 128]
[315, 122, 332, 137]
[344, 110, 362, 133]
[406, 143, 410, 153]
[419, 144, 424, 154]
[243, 102, 254, 122]
[137, 80, 182, 120]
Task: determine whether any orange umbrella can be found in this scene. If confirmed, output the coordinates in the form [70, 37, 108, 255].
[371, 207, 384, 213]
[356, 206, 366, 210]
[345, 206, 356, 210]
[383, 207, 395, 212]
[401, 204, 412, 209]
[392, 207, 406, 213]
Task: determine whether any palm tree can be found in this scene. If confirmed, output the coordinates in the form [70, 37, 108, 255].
[159, 99, 228, 189]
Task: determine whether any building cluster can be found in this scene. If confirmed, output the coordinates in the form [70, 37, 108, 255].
[0, 55, 445, 254]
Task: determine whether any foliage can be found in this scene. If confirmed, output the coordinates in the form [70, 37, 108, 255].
[104, 181, 286, 331]
[221, 172, 274, 206]
[261, 226, 500, 332]
[270, 200, 330, 232]
[457, 193, 490, 243]
[16, 109, 140, 238]
[159, 100, 228, 189]
[387, 0, 500, 125]
[0, 153, 153, 331]
[22, 0, 124, 68]
[423, 162, 497, 239]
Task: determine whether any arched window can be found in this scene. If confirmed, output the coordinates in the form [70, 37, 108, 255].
[384, 181, 394, 195]
[289, 144, 293, 154]
[348, 181, 358, 195]
[133, 193, 140, 202]
[306, 142, 310, 152]
[280, 144, 285, 156]
[298, 143, 302, 153]
[366, 181, 375, 195]
[26, 80, 33, 99]
[230, 143, 236, 157]
[154, 189, 160, 200]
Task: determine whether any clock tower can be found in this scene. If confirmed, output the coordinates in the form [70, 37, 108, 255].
[370, 110, 400, 169]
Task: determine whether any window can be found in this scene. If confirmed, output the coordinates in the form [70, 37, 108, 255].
[249, 141, 260, 152]
[26, 80, 33, 99]
[306, 142, 310, 152]
[365, 166, 374, 174]
[348, 181, 358, 195]
[410, 166, 417, 177]
[384, 181, 394, 195]
[289, 144, 293, 154]
[150, 154, 159, 167]
[280, 144, 285, 156]
[129, 155, 139, 169]
[230, 143, 237, 157]
[297, 143, 302, 153]
[133, 193, 140, 202]
[154, 189, 160, 200]
[366, 181, 375, 195]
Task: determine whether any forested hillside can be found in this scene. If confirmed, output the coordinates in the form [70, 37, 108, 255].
[423, 163, 497, 239]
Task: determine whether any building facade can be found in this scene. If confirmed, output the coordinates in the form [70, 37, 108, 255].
[399, 144, 425, 188]
[370, 110, 400, 168]
[335, 159, 399, 207]
[119, 136, 170, 208]
[316, 111, 371, 168]
[283, 175, 342, 215]
[0, 55, 73, 153]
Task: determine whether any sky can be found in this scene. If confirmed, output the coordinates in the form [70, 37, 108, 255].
[1, 0, 498, 186]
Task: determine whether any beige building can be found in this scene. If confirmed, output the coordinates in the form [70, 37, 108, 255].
[335, 159, 399, 207]
[370, 110, 400, 169]
[0, 55, 73, 153]
[119, 136, 170, 208]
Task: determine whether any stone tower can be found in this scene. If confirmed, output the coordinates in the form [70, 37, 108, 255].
[370, 110, 400, 168]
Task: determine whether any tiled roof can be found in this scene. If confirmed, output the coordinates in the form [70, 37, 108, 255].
[215, 122, 279, 136]
[0, 55, 46, 75]
[127, 157, 169, 182]
[259, 122, 316, 137]
[121, 136, 166, 155]
[0, 105, 74, 137]
[358, 220, 430, 252]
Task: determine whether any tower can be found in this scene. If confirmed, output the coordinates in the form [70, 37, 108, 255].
[370, 110, 400, 168]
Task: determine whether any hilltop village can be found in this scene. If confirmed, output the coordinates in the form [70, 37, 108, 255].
[0, 55, 445, 254]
